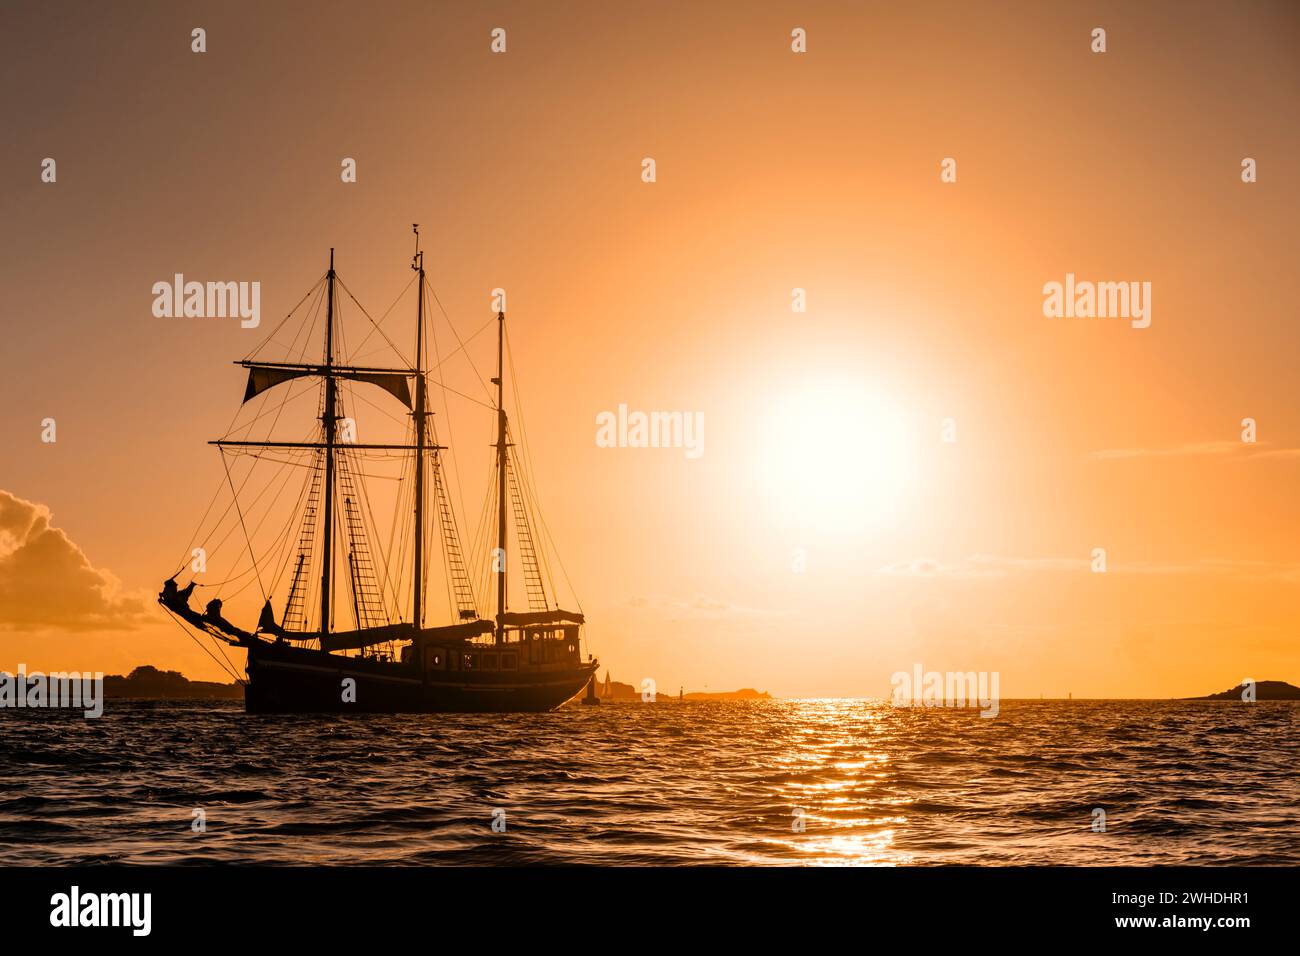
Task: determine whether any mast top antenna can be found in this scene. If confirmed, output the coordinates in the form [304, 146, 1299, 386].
[411, 224, 421, 270]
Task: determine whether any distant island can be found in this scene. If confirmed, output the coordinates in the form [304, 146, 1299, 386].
[105, 666, 242, 699]
[682, 689, 771, 701]
[1190, 680, 1300, 701]
[596, 677, 770, 702]
[98, 667, 1300, 703]
[102, 666, 770, 702]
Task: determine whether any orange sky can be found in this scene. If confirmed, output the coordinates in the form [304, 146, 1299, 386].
[2, 0, 1298, 698]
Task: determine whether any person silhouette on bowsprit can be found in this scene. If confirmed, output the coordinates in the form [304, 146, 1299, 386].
[162, 577, 196, 607]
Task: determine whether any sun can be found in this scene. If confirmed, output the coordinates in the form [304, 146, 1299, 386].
[755, 380, 917, 534]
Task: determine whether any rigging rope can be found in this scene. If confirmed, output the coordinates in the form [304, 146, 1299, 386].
[425, 276, 479, 616]
[161, 607, 246, 686]
[221, 454, 267, 602]
[426, 283, 494, 401]
[506, 331, 573, 610]
[243, 274, 327, 363]
[337, 273, 414, 367]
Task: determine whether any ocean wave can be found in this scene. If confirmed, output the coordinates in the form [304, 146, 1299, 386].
[2, 699, 1297, 865]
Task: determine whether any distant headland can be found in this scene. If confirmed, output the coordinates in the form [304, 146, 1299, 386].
[1189, 680, 1300, 701]
[105, 666, 242, 699]
[102, 666, 771, 702]
[103, 667, 1299, 702]
[596, 678, 770, 702]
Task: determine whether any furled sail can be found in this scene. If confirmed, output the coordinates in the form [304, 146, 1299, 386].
[242, 363, 413, 409]
[497, 609, 585, 627]
[319, 618, 495, 652]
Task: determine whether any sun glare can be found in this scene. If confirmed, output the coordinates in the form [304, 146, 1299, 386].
[757, 381, 916, 533]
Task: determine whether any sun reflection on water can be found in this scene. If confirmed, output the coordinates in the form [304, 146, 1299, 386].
[755, 699, 915, 865]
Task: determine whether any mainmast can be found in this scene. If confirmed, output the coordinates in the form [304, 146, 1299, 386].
[412, 226, 427, 631]
[321, 249, 337, 643]
[493, 309, 507, 641]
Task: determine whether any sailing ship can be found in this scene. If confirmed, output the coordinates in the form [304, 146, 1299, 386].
[159, 232, 598, 712]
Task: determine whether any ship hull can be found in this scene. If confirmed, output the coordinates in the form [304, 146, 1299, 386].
[243, 639, 597, 714]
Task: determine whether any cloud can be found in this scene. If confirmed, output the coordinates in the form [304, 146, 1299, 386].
[1248, 448, 1300, 460]
[1119, 559, 1300, 581]
[876, 555, 1084, 578]
[1090, 441, 1300, 461]
[0, 489, 148, 631]
[876, 554, 1300, 582]
[624, 594, 792, 620]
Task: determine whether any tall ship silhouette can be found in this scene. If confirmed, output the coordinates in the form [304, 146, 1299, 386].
[160, 231, 597, 712]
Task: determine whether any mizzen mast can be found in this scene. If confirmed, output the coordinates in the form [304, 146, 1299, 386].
[493, 308, 507, 641]
[321, 248, 338, 643]
[412, 225, 428, 632]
